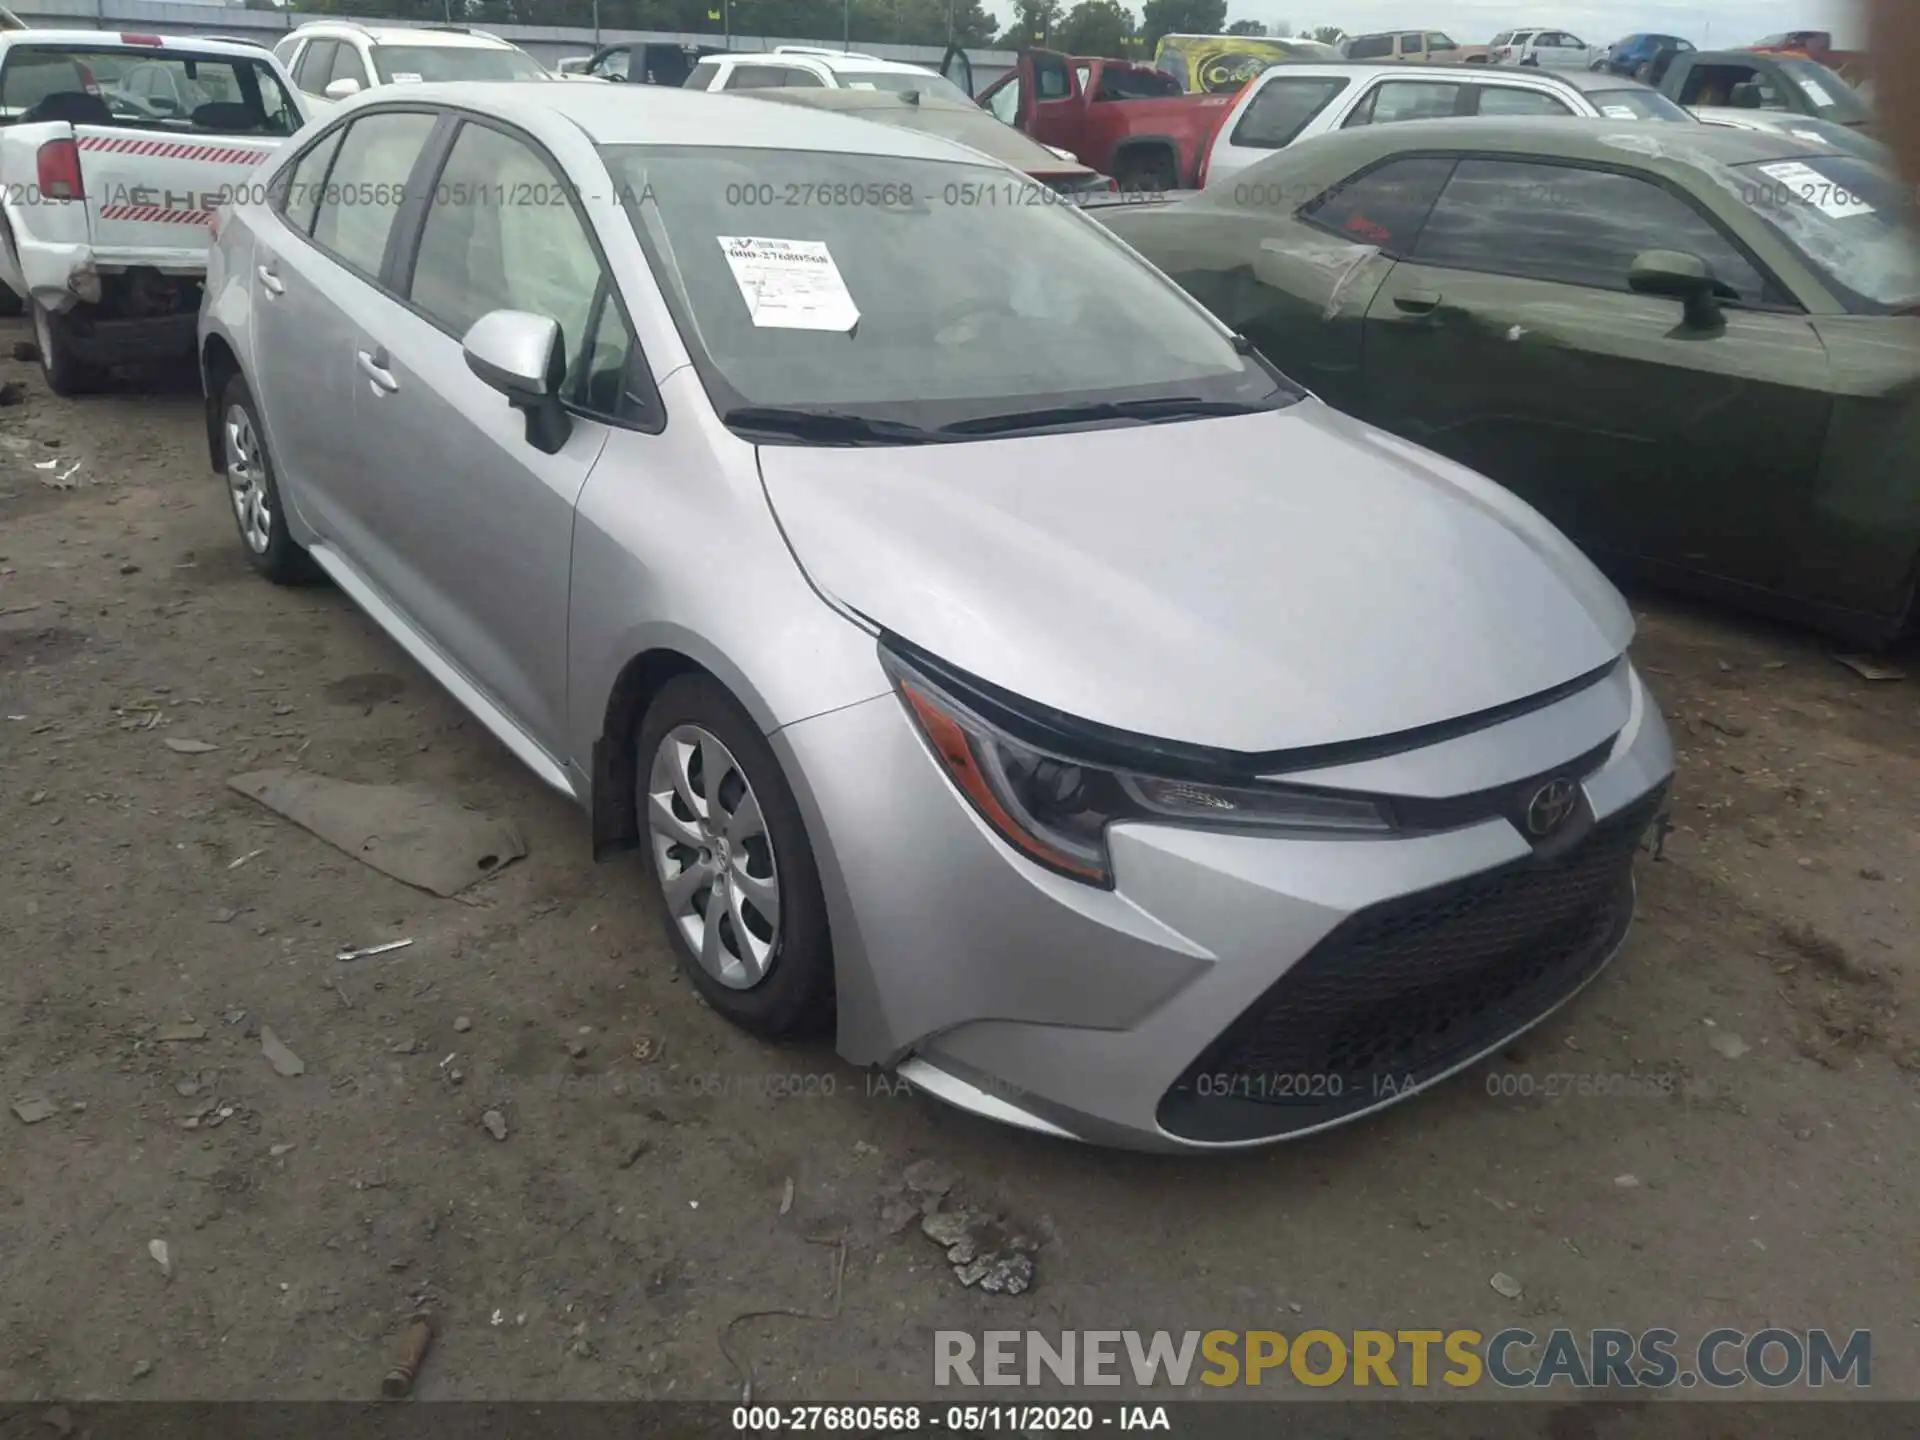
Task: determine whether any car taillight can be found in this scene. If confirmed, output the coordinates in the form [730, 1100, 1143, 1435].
[36, 139, 83, 201]
[77, 61, 99, 95]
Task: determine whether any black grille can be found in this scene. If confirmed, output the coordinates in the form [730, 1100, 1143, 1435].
[1158, 786, 1667, 1143]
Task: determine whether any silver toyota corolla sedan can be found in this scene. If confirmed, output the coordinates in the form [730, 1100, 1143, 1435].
[198, 82, 1674, 1151]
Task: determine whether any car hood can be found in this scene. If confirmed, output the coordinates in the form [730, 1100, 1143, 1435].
[758, 401, 1633, 754]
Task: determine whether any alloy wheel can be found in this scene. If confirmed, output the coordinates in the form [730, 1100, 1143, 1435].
[224, 403, 272, 555]
[645, 723, 781, 989]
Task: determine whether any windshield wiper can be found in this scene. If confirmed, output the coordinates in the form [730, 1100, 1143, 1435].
[939, 395, 1277, 438]
[721, 405, 948, 446]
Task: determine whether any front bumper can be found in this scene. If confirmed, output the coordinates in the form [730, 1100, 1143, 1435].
[775, 659, 1673, 1152]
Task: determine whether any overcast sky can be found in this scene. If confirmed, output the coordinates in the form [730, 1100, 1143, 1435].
[990, 0, 1866, 48]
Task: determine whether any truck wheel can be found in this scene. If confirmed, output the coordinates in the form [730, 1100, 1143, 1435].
[1117, 151, 1176, 194]
[32, 300, 99, 398]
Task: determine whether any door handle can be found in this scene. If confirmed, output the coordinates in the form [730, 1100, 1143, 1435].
[256, 263, 284, 297]
[356, 347, 398, 394]
[1393, 289, 1442, 315]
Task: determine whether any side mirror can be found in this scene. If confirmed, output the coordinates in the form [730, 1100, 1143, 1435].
[322, 77, 362, 101]
[1629, 249, 1725, 329]
[463, 309, 574, 454]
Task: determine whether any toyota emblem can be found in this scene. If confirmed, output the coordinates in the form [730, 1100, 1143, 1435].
[1524, 778, 1579, 837]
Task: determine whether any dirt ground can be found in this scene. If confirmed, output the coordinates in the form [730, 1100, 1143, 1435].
[1, 318, 1916, 1411]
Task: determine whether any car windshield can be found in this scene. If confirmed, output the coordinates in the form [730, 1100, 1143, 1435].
[0, 44, 299, 132]
[830, 69, 971, 103]
[371, 45, 544, 83]
[1587, 87, 1692, 122]
[1728, 154, 1920, 313]
[1772, 58, 1870, 124]
[605, 144, 1293, 434]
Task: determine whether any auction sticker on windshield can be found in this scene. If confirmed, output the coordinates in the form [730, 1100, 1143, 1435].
[1795, 76, 1834, 106]
[718, 235, 860, 331]
[390, 72, 424, 82]
[1758, 160, 1875, 218]
[1600, 105, 1637, 119]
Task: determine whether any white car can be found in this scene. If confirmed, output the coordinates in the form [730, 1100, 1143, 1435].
[682, 46, 973, 103]
[272, 22, 546, 106]
[1200, 63, 1689, 188]
[1489, 29, 1601, 69]
[0, 30, 306, 392]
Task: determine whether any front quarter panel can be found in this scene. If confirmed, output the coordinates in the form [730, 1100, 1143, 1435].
[566, 368, 892, 771]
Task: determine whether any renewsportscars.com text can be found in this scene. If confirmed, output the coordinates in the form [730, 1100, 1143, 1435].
[934, 1328, 1870, 1390]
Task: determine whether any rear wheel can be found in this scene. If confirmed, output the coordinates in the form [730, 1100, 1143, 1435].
[32, 300, 99, 397]
[638, 674, 834, 1038]
[1116, 149, 1177, 194]
[220, 371, 322, 585]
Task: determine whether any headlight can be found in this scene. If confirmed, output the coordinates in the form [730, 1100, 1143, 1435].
[881, 647, 1391, 887]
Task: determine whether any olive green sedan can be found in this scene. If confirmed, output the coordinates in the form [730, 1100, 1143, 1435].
[1093, 118, 1920, 644]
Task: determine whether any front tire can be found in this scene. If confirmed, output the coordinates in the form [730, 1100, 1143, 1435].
[32, 300, 99, 397]
[637, 674, 834, 1038]
[219, 371, 321, 585]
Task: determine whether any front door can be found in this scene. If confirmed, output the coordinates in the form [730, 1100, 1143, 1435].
[938, 42, 973, 98]
[343, 116, 627, 754]
[1361, 155, 1832, 591]
[1023, 50, 1082, 152]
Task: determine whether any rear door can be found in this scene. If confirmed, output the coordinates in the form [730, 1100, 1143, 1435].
[249, 108, 439, 555]
[1360, 155, 1832, 587]
[938, 42, 973, 98]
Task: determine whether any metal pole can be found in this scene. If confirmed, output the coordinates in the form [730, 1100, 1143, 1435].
[724, 0, 730, 45]
[843, 0, 850, 50]
[592, 0, 600, 45]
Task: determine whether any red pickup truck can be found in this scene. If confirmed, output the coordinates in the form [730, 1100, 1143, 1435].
[940, 47, 1236, 191]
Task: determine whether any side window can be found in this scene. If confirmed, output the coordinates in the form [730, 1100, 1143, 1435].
[985, 73, 1020, 124]
[310, 110, 436, 277]
[1346, 80, 1464, 127]
[1301, 155, 1454, 251]
[328, 42, 370, 91]
[1230, 76, 1349, 150]
[1412, 159, 1771, 303]
[780, 66, 826, 86]
[1075, 62, 1091, 94]
[1346, 34, 1392, 60]
[1474, 86, 1574, 116]
[406, 122, 602, 385]
[723, 65, 785, 90]
[294, 38, 337, 95]
[682, 57, 717, 87]
[272, 35, 300, 67]
[1033, 54, 1071, 99]
[1400, 33, 1425, 54]
[1429, 33, 1458, 52]
[274, 123, 345, 236]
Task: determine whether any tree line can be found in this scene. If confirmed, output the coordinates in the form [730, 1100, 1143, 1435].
[287, 0, 1348, 58]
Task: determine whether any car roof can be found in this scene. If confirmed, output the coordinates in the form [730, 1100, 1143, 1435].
[343, 80, 991, 160]
[0, 30, 276, 59]
[1274, 114, 1843, 174]
[721, 50, 933, 75]
[1249, 61, 1655, 93]
[747, 84, 1093, 173]
[291, 23, 516, 48]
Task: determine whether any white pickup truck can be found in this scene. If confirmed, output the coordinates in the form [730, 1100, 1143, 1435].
[0, 31, 307, 394]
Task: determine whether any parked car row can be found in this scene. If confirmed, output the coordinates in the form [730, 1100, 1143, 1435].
[0, 25, 1906, 1154]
